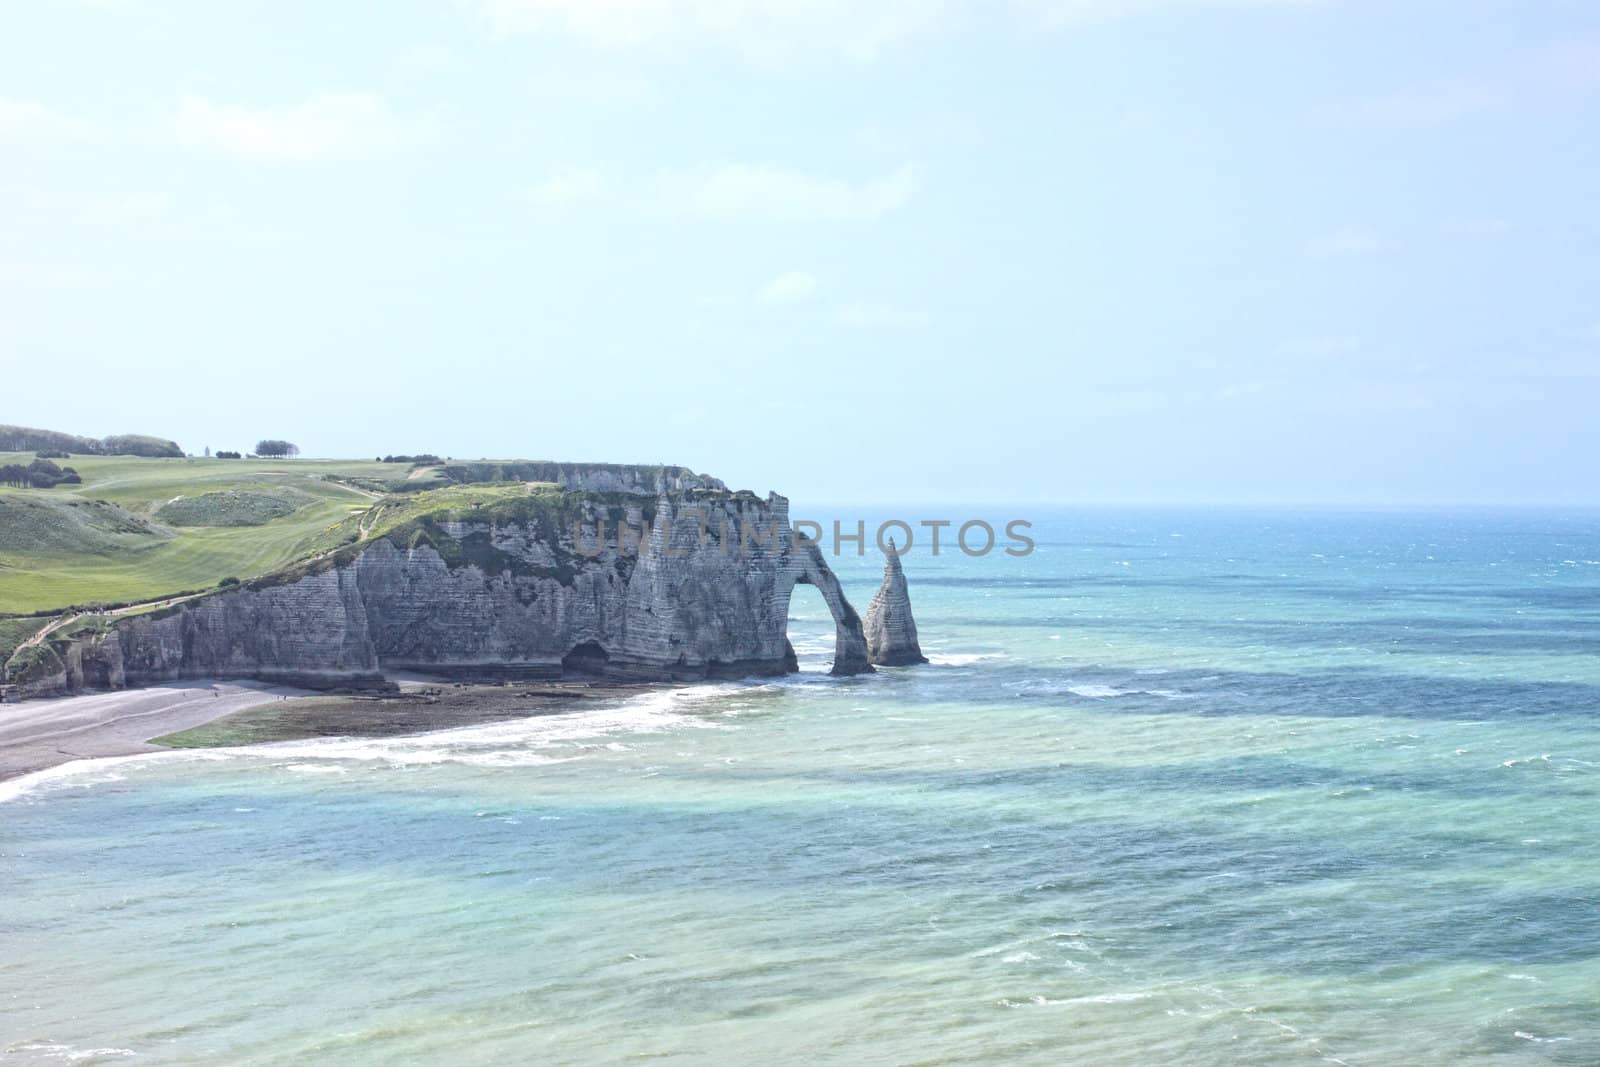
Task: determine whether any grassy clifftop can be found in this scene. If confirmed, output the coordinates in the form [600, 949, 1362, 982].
[0, 454, 413, 615]
[0, 454, 747, 621]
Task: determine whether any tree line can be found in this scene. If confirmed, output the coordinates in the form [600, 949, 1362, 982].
[0, 457, 82, 488]
[203, 442, 298, 459]
[0, 424, 182, 457]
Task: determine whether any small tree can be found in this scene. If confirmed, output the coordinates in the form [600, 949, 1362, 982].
[255, 440, 300, 458]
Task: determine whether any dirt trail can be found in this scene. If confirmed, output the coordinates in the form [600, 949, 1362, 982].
[330, 479, 382, 500]
[12, 591, 211, 656]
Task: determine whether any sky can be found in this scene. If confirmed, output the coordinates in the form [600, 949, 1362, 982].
[2, 0, 1598, 506]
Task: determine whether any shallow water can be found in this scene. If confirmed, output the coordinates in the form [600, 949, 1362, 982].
[4, 508, 1598, 1064]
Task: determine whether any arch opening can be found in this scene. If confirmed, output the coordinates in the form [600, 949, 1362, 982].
[784, 579, 837, 674]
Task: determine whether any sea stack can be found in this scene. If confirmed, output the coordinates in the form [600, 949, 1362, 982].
[864, 542, 928, 666]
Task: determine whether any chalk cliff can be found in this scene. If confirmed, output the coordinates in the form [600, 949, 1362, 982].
[864, 545, 928, 666]
[11, 478, 878, 698]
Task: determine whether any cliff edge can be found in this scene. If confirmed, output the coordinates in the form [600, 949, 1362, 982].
[6, 475, 879, 699]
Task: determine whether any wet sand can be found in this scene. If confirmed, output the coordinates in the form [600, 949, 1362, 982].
[0, 678, 667, 781]
[0, 681, 308, 781]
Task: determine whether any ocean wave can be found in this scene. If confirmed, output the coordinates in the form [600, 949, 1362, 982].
[0, 685, 749, 799]
[926, 652, 1007, 666]
[5, 1042, 136, 1062]
[0, 750, 233, 805]
[1000, 992, 1153, 1008]
[1001, 678, 1190, 701]
[1514, 1031, 1572, 1044]
[233, 685, 740, 772]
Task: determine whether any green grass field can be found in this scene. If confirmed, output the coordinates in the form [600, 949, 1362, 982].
[0, 454, 419, 615]
[0, 451, 699, 680]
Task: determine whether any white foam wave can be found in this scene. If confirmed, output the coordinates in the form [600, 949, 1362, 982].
[233, 685, 738, 772]
[1002, 991, 1152, 1008]
[1002, 678, 1190, 701]
[1068, 684, 1131, 699]
[0, 750, 233, 805]
[6, 1042, 136, 1062]
[1064, 991, 1152, 1005]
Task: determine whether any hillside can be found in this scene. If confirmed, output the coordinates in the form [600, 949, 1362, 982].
[0, 453, 730, 663]
[0, 453, 419, 619]
[1, 470, 875, 697]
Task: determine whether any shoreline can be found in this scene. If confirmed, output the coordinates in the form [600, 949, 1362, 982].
[0, 676, 669, 784]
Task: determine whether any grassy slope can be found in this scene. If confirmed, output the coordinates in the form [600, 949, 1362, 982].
[0, 453, 741, 622]
[0, 454, 415, 614]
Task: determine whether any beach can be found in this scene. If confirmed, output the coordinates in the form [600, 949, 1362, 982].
[0, 681, 303, 782]
[0, 678, 664, 782]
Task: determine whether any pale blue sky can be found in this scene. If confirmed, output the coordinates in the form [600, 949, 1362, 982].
[3, 0, 1597, 504]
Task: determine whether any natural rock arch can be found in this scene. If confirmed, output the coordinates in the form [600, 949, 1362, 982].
[784, 542, 872, 676]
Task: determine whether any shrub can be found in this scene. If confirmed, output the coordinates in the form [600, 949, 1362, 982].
[100, 434, 184, 458]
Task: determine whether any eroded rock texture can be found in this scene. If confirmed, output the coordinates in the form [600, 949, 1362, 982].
[864, 546, 928, 666]
[16, 480, 878, 698]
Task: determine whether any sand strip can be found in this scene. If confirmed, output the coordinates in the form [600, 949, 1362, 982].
[0, 680, 307, 781]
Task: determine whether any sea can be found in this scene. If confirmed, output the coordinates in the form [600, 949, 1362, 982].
[3, 508, 1598, 1065]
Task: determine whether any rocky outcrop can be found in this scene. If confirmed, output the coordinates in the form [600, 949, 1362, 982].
[14, 478, 877, 698]
[864, 544, 927, 666]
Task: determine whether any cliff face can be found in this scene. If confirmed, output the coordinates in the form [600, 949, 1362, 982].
[20, 483, 875, 698]
[864, 547, 928, 666]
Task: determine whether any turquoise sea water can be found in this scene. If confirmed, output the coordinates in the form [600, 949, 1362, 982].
[4, 509, 1599, 1065]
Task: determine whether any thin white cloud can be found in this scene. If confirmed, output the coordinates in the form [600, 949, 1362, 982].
[524, 166, 611, 209]
[835, 302, 929, 328]
[1306, 226, 1384, 259]
[0, 98, 90, 139]
[530, 65, 658, 104]
[1021, 0, 1326, 28]
[757, 271, 818, 305]
[393, 45, 460, 81]
[174, 93, 437, 161]
[1354, 81, 1505, 128]
[475, 0, 944, 61]
[519, 163, 916, 222]
[649, 164, 917, 221]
